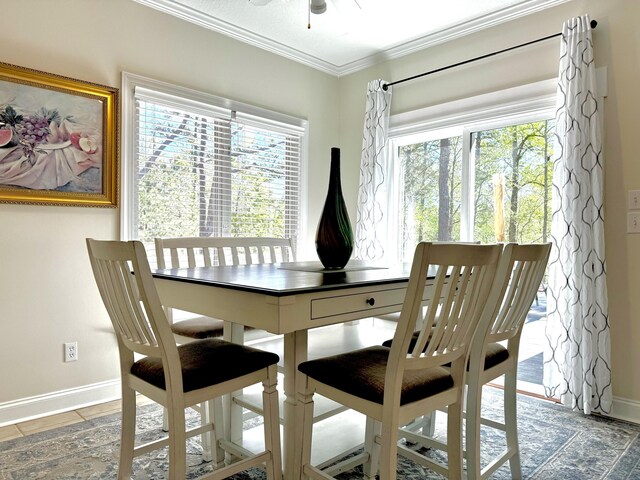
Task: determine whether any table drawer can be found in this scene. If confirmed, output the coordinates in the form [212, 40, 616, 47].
[311, 287, 407, 320]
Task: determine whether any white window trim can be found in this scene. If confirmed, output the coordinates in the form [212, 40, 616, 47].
[390, 67, 607, 137]
[386, 69, 607, 256]
[387, 78, 557, 254]
[389, 78, 558, 139]
[120, 71, 309, 242]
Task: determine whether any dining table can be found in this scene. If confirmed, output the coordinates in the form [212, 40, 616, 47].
[153, 259, 418, 479]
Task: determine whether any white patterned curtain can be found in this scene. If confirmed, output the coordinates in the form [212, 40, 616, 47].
[544, 15, 611, 415]
[355, 79, 392, 261]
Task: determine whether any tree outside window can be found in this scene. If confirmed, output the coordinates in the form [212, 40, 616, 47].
[395, 119, 553, 261]
[134, 101, 301, 247]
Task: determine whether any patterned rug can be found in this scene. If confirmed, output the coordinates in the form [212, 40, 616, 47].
[1, 387, 639, 479]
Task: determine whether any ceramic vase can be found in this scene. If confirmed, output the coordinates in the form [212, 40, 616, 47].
[315, 147, 354, 269]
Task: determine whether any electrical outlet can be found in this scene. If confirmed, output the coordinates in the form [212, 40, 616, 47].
[629, 190, 640, 210]
[64, 342, 78, 362]
[628, 212, 640, 233]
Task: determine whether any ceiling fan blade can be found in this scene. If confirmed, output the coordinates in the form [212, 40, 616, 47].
[248, 0, 273, 5]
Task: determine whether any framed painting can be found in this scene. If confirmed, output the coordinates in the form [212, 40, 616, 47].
[0, 62, 118, 207]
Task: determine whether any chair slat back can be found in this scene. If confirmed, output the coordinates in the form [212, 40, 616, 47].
[485, 243, 551, 343]
[87, 239, 177, 360]
[155, 237, 295, 269]
[388, 243, 503, 377]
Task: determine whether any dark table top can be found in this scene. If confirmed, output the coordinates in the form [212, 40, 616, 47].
[152, 260, 413, 297]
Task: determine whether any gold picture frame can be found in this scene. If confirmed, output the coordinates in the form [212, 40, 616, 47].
[0, 62, 118, 207]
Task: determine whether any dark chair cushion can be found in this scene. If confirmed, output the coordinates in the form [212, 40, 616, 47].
[131, 338, 279, 392]
[382, 333, 509, 371]
[481, 343, 510, 370]
[298, 346, 453, 406]
[171, 316, 253, 339]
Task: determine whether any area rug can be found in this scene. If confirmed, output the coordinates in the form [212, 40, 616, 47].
[1, 387, 639, 479]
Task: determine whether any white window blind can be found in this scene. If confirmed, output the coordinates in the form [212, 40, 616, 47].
[131, 85, 303, 251]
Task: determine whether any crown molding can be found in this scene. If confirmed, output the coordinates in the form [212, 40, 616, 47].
[132, 0, 343, 75]
[133, 0, 572, 77]
[339, 0, 573, 76]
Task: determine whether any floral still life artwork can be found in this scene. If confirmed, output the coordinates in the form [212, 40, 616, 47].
[0, 62, 118, 207]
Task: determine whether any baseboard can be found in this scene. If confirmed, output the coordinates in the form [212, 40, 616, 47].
[610, 396, 640, 425]
[1, 380, 637, 429]
[0, 379, 121, 427]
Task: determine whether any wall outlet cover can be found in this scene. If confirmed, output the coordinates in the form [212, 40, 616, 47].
[64, 342, 78, 362]
[629, 190, 640, 210]
[628, 212, 640, 233]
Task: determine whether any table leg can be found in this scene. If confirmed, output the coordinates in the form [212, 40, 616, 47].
[283, 329, 308, 480]
[224, 321, 246, 464]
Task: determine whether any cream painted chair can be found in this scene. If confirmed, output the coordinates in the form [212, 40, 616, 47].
[384, 243, 551, 480]
[374, 242, 481, 324]
[464, 242, 551, 479]
[373, 241, 482, 439]
[154, 237, 295, 343]
[294, 242, 503, 480]
[154, 236, 294, 461]
[87, 239, 282, 480]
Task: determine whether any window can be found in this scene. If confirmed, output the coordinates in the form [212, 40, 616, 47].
[387, 79, 557, 261]
[121, 73, 306, 258]
[470, 121, 554, 244]
[387, 81, 559, 397]
[393, 127, 464, 260]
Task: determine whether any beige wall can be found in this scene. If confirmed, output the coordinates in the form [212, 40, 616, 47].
[2, 0, 639, 421]
[0, 0, 339, 409]
[338, 0, 640, 407]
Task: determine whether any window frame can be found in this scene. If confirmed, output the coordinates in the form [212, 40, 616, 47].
[387, 78, 558, 259]
[120, 72, 309, 243]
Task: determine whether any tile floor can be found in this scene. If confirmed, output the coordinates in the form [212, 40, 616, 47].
[0, 395, 154, 443]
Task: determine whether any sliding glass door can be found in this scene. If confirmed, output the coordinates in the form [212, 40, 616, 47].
[390, 117, 555, 395]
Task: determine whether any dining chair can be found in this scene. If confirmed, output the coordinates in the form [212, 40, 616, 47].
[294, 242, 503, 480]
[374, 242, 481, 323]
[373, 241, 482, 440]
[384, 242, 551, 479]
[154, 236, 294, 461]
[464, 242, 551, 479]
[86, 239, 282, 480]
[154, 236, 295, 343]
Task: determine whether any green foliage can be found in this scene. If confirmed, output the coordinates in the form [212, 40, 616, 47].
[230, 155, 285, 238]
[398, 136, 462, 258]
[474, 121, 553, 244]
[135, 103, 293, 242]
[399, 120, 553, 257]
[36, 108, 62, 125]
[138, 155, 199, 241]
[0, 105, 23, 126]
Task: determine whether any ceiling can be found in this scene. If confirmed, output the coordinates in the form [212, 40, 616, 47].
[133, 0, 570, 76]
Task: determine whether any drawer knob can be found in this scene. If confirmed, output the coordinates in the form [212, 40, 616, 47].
[366, 298, 376, 306]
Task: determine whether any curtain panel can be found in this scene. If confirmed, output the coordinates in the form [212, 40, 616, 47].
[544, 15, 611, 415]
[355, 79, 392, 261]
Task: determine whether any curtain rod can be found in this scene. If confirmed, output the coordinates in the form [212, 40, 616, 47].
[382, 19, 598, 91]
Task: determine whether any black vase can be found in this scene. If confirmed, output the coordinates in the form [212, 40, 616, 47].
[315, 147, 354, 269]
